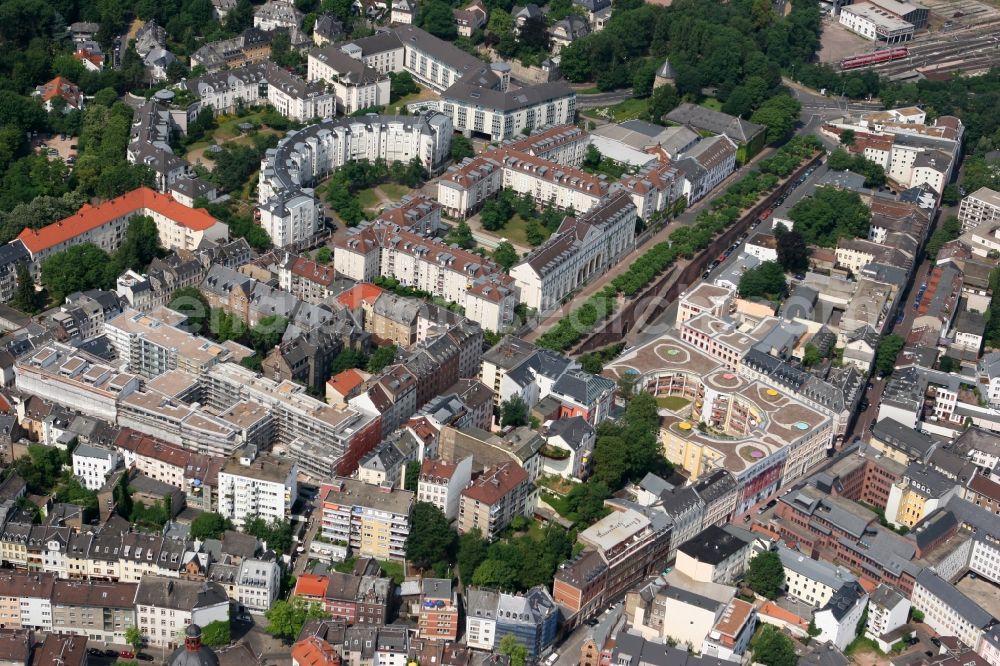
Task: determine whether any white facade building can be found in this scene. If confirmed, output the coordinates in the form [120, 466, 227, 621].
[912, 569, 993, 651]
[417, 456, 473, 520]
[959, 187, 1000, 232]
[135, 576, 230, 648]
[72, 444, 122, 491]
[307, 47, 391, 115]
[217, 453, 298, 528]
[813, 583, 868, 651]
[237, 558, 281, 613]
[510, 191, 636, 312]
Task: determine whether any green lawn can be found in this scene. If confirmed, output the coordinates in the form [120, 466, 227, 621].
[378, 559, 405, 585]
[215, 111, 273, 140]
[608, 98, 650, 122]
[656, 395, 691, 411]
[379, 183, 412, 201]
[578, 86, 603, 94]
[391, 86, 440, 112]
[497, 214, 534, 246]
[701, 97, 724, 111]
[357, 188, 382, 210]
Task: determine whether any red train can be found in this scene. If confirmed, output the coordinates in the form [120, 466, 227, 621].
[840, 47, 909, 70]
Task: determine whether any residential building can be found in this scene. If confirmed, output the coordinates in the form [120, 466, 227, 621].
[265, 63, 336, 121]
[620, 160, 682, 220]
[237, 558, 281, 614]
[677, 283, 735, 324]
[190, 28, 272, 72]
[467, 586, 560, 655]
[0, 571, 55, 630]
[50, 580, 137, 644]
[319, 478, 414, 561]
[313, 13, 345, 45]
[34, 76, 84, 112]
[14, 344, 141, 422]
[71, 444, 121, 491]
[912, 569, 995, 650]
[15, 187, 228, 271]
[884, 462, 959, 529]
[453, 1, 486, 37]
[959, 187, 1000, 232]
[293, 572, 392, 625]
[418, 457, 473, 520]
[553, 501, 672, 626]
[813, 582, 868, 651]
[865, 584, 910, 642]
[217, 452, 298, 528]
[777, 545, 858, 608]
[418, 579, 459, 641]
[674, 135, 738, 204]
[541, 416, 595, 480]
[135, 576, 229, 648]
[702, 598, 757, 662]
[33, 634, 86, 666]
[306, 46, 392, 116]
[674, 525, 755, 586]
[458, 461, 531, 540]
[511, 191, 636, 312]
[334, 221, 517, 332]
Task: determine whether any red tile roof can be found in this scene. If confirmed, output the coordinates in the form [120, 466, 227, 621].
[336, 283, 384, 310]
[73, 49, 104, 68]
[17, 187, 220, 254]
[461, 461, 527, 505]
[327, 368, 368, 397]
[36, 76, 82, 105]
[295, 574, 331, 599]
[290, 636, 342, 666]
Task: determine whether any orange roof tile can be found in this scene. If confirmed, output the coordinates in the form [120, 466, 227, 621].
[336, 283, 384, 310]
[759, 601, 808, 628]
[17, 187, 221, 254]
[326, 368, 368, 397]
[290, 636, 342, 666]
[294, 574, 330, 599]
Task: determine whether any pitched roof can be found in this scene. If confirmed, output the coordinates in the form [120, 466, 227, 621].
[17, 187, 220, 254]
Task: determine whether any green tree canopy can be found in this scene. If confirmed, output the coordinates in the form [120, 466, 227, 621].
[774, 227, 809, 273]
[787, 187, 870, 247]
[200, 619, 231, 647]
[499, 634, 528, 666]
[451, 134, 474, 162]
[420, 0, 457, 39]
[500, 395, 529, 428]
[746, 551, 785, 599]
[738, 261, 787, 300]
[406, 502, 457, 570]
[190, 512, 232, 540]
[40, 243, 115, 304]
[265, 598, 330, 640]
[752, 625, 797, 666]
[875, 334, 905, 378]
[367, 345, 398, 373]
[492, 241, 519, 272]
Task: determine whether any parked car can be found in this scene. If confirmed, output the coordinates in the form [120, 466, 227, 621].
[87, 648, 103, 656]
[120, 650, 135, 659]
[137, 654, 155, 662]
[931, 638, 942, 648]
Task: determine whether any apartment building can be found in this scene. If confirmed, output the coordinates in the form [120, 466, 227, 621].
[277, 254, 339, 303]
[620, 160, 681, 220]
[266, 64, 335, 121]
[14, 344, 141, 422]
[510, 191, 636, 312]
[105, 308, 248, 378]
[554, 502, 672, 626]
[319, 478, 414, 561]
[436, 156, 503, 218]
[135, 576, 229, 648]
[71, 443, 121, 491]
[307, 46, 390, 114]
[443, 71, 576, 142]
[674, 525, 755, 586]
[114, 429, 223, 512]
[190, 27, 272, 72]
[458, 461, 531, 540]
[865, 584, 911, 642]
[959, 187, 1000, 232]
[465, 586, 559, 656]
[418, 578, 459, 641]
[912, 569, 994, 650]
[50, 580, 137, 643]
[0, 571, 55, 630]
[777, 545, 858, 608]
[203, 362, 382, 478]
[15, 187, 228, 271]
[237, 558, 281, 613]
[418, 457, 473, 521]
[884, 462, 959, 529]
[116, 389, 245, 458]
[257, 111, 451, 245]
[676, 283, 735, 325]
[217, 452, 298, 528]
[334, 221, 517, 332]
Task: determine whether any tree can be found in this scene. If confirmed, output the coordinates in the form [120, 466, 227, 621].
[499, 634, 528, 666]
[925, 215, 961, 260]
[316, 247, 332, 263]
[41, 243, 115, 304]
[451, 134, 474, 162]
[583, 144, 602, 170]
[367, 345, 397, 373]
[738, 261, 787, 299]
[910, 608, 924, 623]
[565, 481, 611, 524]
[518, 15, 550, 53]
[190, 512, 232, 540]
[446, 221, 475, 249]
[840, 129, 855, 146]
[389, 71, 419, 102]
[751, 625, 797, 666]
[500, 395, 529, 427]
[404, 460, 421, 491]
[938, 355, 960, 373]
[457, 529, 489, 582]
[787, 187, 870, 247]
[11, 263, 44, 313]
[750, 94, 801, 144]
[249, 315, 288, 354]
[114, 215, 165, 273]
[125, 626, 144, 652]
[420, 0, 457, 39]
[200, 620, 231, 647]
[265, 598, 330, 640]
[875, 334, 905, 378]
[746, 551, 785, 599]
[775, 228, 809, 273]
[406, 502, 457, 570]
[802, 343, 822, 368]
[492, 241, 519, 272]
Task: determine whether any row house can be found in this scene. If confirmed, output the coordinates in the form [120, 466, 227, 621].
[277, 253, 339, 303]
[50, 580, 137, 643]
[293, 572, 393, 625]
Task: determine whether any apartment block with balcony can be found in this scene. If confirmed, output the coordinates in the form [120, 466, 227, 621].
[319, 478, 414, 561]
[217, 452, 297, 529]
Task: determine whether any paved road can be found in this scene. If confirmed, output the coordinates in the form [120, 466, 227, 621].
[575, 89, 636, 109]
